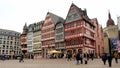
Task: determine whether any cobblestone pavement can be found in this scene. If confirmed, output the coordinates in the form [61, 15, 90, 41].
[0, 58, 120, 68]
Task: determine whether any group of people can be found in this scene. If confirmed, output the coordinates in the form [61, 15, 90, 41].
[75, 52, 94, 65]
[66, 50, 119, 66]
[101, 52, 119, 67]
[0, 55, 10, 60]
[66, 51, 94, 65]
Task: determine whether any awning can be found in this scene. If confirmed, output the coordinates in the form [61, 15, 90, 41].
[48, 50, 61, 54]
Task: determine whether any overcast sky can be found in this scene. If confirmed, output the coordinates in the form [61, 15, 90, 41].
[0, 0, 120, 33]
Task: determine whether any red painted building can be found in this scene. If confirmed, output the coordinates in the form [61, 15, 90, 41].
[20, 23, 28, 58]
[64, 3, 95, 54]
[91, 18, 104, 57]
[41, 12, 64, 58]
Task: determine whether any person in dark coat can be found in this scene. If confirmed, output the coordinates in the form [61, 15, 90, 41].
[107, 54, 113, 67]
[19, 53, 24, 62]
[61, 53, 64, 58]
[84, 53, 88, 64]
[90, 53, 94, 60]
[76, 52, 80, 65]
[67, 52, 72, 61]
[101, 53, 107, 65]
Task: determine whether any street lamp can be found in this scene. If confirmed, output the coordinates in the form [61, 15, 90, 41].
[104, 32, 112, 67]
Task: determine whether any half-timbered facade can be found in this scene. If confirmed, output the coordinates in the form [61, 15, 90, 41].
[64, 3, 95, 54]
[41, 12, 64, 58]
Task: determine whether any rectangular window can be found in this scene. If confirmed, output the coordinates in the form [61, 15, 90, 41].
[73, 13, 78, 18]
[68, 15, 72, 21]
[86, 29, 90, 35]
[77, 22, 81, 26]
[11, 37, 13, 40]
[91, 32, 94, 37]
[0, 40, 2, 44]
[74, 22, 76, 27]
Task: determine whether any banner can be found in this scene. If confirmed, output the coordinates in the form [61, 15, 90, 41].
[117, 40, 120, 52]
[110, 38, 118, 50]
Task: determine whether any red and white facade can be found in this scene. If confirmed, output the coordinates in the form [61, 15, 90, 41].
[64, 4, 95, 54]
[41, 12, 64, 58]
[41, 13, 55, 58]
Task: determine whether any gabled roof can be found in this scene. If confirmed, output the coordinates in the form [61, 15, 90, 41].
[71, 3, 91, 22]
[33, 20, 44, 32]
[65, 3, 94, 27]
[0, 29, 21, 35]
[28, 23, 34, 32]
[47, 12, 64, 25]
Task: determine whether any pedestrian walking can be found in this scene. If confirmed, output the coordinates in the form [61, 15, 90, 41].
[101, 53, 107, 65]
[67, 52, 72, 61]
[19, 53, 24, 62]
[72, 53, 76, 60]
[76, 52, 80, 65]
[107, 53, 113, 67]
[90, 53, 94, 60]
[84, 53, 88, 64]
[87, 53, 90, 60]
[31, 54, 34, 60]
[114, 52, 119, 63]
[80, 53, 83, 64]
